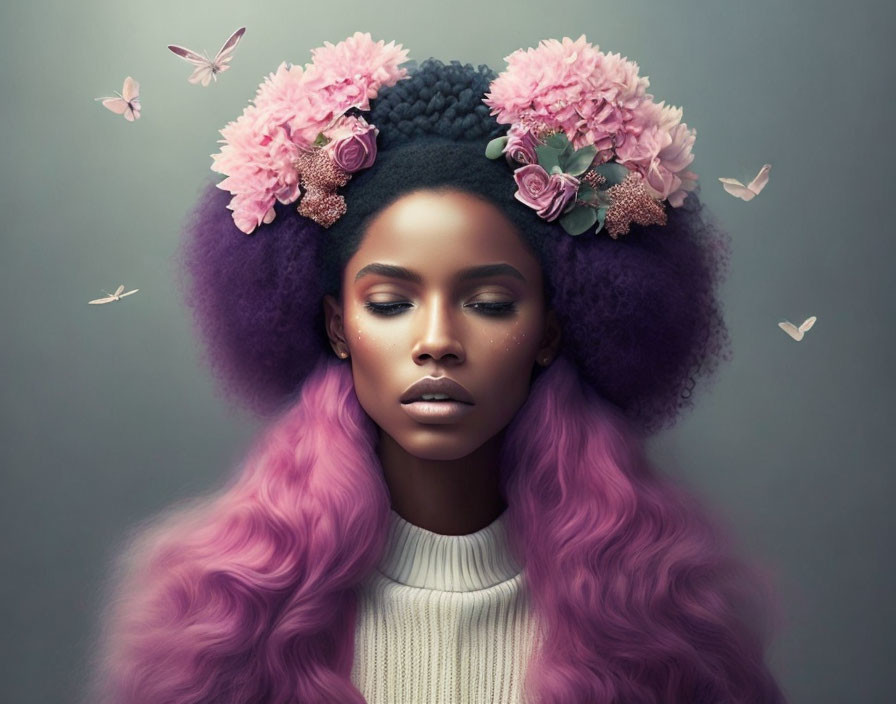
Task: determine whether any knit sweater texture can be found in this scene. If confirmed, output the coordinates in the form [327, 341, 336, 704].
[350, 509, 540, 703]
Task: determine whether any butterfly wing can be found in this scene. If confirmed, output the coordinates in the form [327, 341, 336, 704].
[169, 43, 217, 85]
[89, 296, 115, 305]
[746, 164, 772, 196]
[718, 178, 756, 201]
[189, 64, 215, 86]
[124, 101, 141, 121]
[113, 284, 125, 296]
[798, 316, 817, 333]
[119, 288, 139, 298]
[121, 77, 139, 102]
[213, 26, 246, 67]
[168, 44, 212, 66]
[777, 321, 803, 341]
[118, 77, 141, 121]
[99, 96, 130, 115]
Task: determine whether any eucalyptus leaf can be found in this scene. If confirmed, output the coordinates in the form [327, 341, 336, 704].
[536, 144, 562, 174]
[485, 136, 508, 160]
[559, 205, 598, 236]
[577, 184, 598, 203]
[561, 140, 574, 157]
[565, 145, 598, 176]
[594, 162, 630, 187]
[545, 133, 569, 150]
[594, 206, 608, 234]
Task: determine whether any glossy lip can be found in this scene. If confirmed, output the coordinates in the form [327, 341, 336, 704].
[400, 377, 475, 405]
[400, 400, 475, 424]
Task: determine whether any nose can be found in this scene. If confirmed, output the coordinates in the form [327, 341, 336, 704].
[411, 296, 465, 365]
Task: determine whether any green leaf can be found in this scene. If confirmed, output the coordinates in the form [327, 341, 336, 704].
[595, 190, 614, 208]
[559, 205, 598, 236]
[564, 145, 598, 176]
[594, 206, 608, 234]
[545, 133, 569, 150]
[594, 162, 630, 187]
[485, 136, 508, 159]
[535, 144, 562, 174]
[576, 184, 598, 203]
[313, 133, 328, 148]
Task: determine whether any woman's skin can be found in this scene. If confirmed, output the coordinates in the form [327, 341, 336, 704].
[324, 189, 562, 535]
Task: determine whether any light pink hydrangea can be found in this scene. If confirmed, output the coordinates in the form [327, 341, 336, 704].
[306, 32, 409, 113]
[484, 35, 697, 207]
[210, 33, 408, 234]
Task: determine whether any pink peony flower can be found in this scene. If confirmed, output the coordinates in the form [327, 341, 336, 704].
[485, 36, 650, 151]
[323, 116, 379, 173]
[615, 102, 697, 205]
[305, 32, 409, 113]
[513, 164, 580, 221]
[485, 35, 698, 208]
[210, 34, 409, 234]
[504, 124, 540, 165]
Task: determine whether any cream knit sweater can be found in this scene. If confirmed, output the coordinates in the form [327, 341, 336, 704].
[350, 509, 541, 704]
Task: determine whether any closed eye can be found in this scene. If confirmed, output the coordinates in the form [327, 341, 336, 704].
[363, 301, 517, 317]
[364, 301, 411, 316]
[465, 301, 516, 316]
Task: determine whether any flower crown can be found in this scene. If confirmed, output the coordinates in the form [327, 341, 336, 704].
[211, 32, 409, 233]
[484, 36, 697, 237]
[212, 34, 697, 239]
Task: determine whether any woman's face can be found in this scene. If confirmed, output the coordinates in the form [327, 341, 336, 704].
[324, 189, 560, 461]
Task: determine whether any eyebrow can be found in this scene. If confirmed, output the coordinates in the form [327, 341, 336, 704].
[354, 262, 526, 283]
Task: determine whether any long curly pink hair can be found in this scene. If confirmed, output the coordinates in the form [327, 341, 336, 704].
[90, 356, 784, 703]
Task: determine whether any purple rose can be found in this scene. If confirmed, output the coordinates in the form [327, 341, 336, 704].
[324, 117, 379, 173]
[504, 125, 540, 165]
[513, 164, 580, 221]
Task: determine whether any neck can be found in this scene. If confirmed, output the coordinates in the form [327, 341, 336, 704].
[377, 430, 507, 535]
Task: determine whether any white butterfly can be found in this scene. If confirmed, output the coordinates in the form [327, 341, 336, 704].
[778, 316, 816, 341]
[95, 77, 141, 121]
[718, 163, 771, 201]
[167, 27, 246, 86]
[89, 284, 140, 305]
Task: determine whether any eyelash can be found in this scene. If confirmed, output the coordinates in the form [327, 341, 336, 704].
[364, 301, 517, 317]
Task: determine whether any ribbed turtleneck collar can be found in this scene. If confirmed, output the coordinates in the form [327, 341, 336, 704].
[376, 509, 522, 592]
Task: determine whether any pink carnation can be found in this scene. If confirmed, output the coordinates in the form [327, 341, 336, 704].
[615, 101, 697, 205]
[485, 36, 650, 151]
[485, 35, 698, 207]
[305, 32, 409, 114]
[210, 34, 409, 234]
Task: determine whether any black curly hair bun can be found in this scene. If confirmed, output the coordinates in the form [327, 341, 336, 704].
[370, 59, 505, 147]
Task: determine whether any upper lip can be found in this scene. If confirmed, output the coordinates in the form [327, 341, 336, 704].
[400, 377, 475, 405]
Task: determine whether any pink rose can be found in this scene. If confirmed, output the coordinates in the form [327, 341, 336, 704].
[513, 164, 580, 221]
[324, 116, 379, 173]
[504, 125, 540, 165]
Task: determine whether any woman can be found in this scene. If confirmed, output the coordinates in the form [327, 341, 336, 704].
[92, 34, 786, 703]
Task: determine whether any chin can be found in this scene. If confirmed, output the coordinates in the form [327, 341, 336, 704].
[394, 428, 494, 462]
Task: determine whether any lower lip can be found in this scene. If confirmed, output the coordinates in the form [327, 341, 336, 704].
[400, 401, 475, 423]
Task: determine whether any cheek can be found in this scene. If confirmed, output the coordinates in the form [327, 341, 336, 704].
[483, 318, 543, 365]
[344, 310, 398, 360]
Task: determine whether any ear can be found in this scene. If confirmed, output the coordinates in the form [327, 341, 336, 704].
[536, 309, 563, 367]
[323, 294, 350, 360]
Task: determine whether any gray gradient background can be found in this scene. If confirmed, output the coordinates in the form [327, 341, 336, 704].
[1, 0, 893, 702]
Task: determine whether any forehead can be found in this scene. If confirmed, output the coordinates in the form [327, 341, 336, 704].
[345, 190, 543, 283]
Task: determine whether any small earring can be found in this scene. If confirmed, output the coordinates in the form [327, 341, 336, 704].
[337, 350, 349, 359]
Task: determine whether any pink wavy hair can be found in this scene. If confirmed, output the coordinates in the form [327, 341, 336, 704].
[90, 356, 784, 703]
